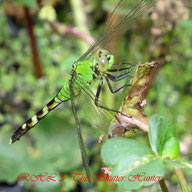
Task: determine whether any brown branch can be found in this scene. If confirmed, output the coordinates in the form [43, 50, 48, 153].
[50, 21, 95, 45]
[159, 178, 169, 192]
[37, 0, 42, 8]
[112, 61, 160, 134]
[25, 7, 43, 78]
[116, 114, 149, 132]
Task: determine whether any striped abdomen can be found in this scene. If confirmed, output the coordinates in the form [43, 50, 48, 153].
[10, 85, 71, 144]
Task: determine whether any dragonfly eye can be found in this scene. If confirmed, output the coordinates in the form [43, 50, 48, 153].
[98, 56, 109, 72]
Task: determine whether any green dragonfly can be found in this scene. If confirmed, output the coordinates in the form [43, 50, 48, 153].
[10, 0, 155, 182]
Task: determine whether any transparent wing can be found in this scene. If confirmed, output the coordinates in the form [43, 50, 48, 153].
[72, 75, 116, 134]
[69, 76, 91, 181]
[69, 74, 117, 180]
[77, 0, 155, 62]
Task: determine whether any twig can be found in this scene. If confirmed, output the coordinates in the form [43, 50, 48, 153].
[37, 0, 42, 8]
[159, 178, 169, 192]
[117, 61, 159, 132]
[25, 7, 43, 78]
[174, 167, 189, 192]
[50, 21, 94, 45]
[116, 114, 148, 132]
[111, 61, 159, 137]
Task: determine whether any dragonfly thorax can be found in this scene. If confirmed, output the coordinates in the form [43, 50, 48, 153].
[94, 49, 114, 73]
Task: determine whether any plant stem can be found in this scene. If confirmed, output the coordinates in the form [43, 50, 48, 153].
[70, 0, 90, 52]
[174, 167, 189, 192]
[50, 21, 94, 44]
[25, 7, 43, 78]
[37, 0, 42, 8]
[159, 178, 169, 192]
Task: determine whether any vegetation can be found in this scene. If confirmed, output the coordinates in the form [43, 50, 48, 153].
[0, 0, 192, 191]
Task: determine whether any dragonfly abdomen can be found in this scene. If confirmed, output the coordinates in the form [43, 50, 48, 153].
[10, 84, 72, 144]
[10, 88, 71, 144]
[57, 84, 71, 101]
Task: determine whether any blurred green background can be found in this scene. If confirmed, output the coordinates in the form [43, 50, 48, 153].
[0, 0, 192, 191]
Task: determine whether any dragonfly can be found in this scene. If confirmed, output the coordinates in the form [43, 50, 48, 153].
[10, 0, 155, 183]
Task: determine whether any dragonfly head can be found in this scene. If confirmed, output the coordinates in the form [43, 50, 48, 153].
[95, 49, 114, 72]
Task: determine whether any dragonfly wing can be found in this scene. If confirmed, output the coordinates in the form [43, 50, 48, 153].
[69, 76, 91, 182]
[73, 75, 116, 133]
[77, 0, 155, 62]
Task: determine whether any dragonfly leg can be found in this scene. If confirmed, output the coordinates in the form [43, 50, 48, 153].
[108, 68, 132, 72]
[106, 73, 133, 82]
[105, 77, 130, 93]
[108, 62, 135, 72]
[113, 62, 136, 67]
[95, 79, 123, 114]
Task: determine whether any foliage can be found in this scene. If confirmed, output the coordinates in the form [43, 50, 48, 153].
[0, 0, 192, 191]
[101, 115, 192, 190]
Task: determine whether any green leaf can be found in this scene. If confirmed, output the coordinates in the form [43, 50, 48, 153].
[101, 137, 154, 166]
[164, 160, 192, 169]
[162, 137, 180, 159]
[117, 158, 165, 190]
[13, 0, 38, 9]
[149, 114, 180, 159]
[101, 137, 165, 190]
